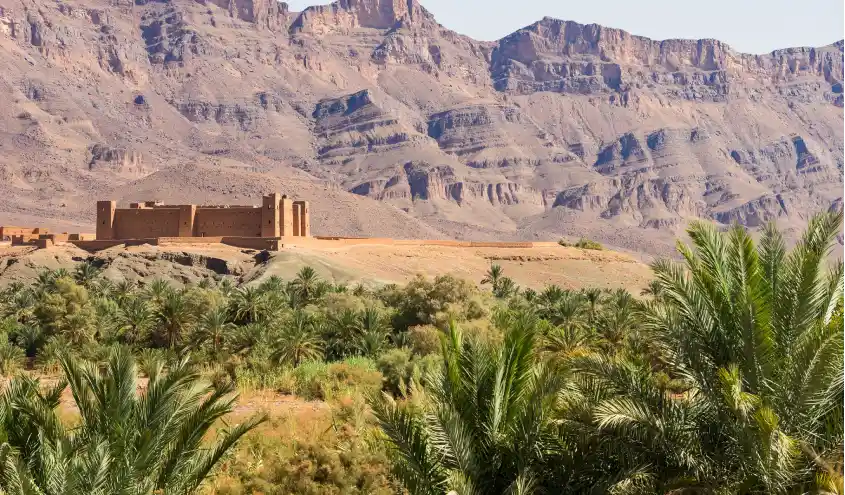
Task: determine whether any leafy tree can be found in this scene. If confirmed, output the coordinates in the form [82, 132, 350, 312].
[385, 274, 484, 330]
[0, 347, 264, 494]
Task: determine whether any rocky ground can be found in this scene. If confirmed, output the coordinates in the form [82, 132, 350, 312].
[0, 0, 840, 257]
[0, 242, 654, 293]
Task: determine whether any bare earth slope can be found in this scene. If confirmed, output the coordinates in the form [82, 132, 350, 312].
[0, 0, 841, 255]
[0, 242, 653, 293]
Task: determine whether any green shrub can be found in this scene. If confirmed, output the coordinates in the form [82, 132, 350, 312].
[574, 238, 603, 250]
[0, 343, 24, 376]
[234, 364, 296, 394]
[382, 274, 488, 330]
[559, 238, 603, 250]
[376, 348, 413, 396]
[293, 358, 382, 401]
[407, 324, 441, 356]
[376, 347, 442, 396]
[211, 411, 397, 495]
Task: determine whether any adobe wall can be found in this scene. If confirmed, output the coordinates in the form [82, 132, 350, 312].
[0, 227, 48, 237]
[157, 236, 225, 245]
[194, 208, 263, 237]
[69, 240, 127, 251]
[113, 208, 181, 239]
[97, 201, 116, 239]
[221, 237, 280, 251]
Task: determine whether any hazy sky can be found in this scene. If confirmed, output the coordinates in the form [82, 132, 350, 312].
[285, 0, 843, 54]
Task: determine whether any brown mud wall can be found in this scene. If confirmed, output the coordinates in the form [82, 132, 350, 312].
[194, 208, 263, 237]
[113, 209, 181, 239]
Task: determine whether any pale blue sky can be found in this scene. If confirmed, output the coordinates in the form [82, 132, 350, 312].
[285, 0, 843, 54]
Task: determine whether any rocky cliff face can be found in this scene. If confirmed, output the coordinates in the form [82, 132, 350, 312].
[0, 0, 840, 255]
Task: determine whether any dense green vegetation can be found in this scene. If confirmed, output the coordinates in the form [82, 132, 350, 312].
[558, 237, 604, 250]
[0, 212, 840, 494]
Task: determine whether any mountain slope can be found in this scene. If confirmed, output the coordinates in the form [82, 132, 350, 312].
[0, 0, 840, 255]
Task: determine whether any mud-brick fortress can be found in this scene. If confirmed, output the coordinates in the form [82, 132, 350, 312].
[2, 193, 559, 251]
[96, 194, 310, 240]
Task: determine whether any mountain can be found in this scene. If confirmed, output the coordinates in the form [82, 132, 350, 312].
[0, 0, 841, 255]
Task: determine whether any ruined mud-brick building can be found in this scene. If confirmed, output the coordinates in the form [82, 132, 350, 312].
[96, 194, 310, 240]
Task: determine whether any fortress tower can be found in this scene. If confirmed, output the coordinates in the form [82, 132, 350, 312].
[95, 194, 311, 240]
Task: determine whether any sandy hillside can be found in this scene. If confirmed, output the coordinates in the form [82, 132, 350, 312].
[0, 242, 653, 293]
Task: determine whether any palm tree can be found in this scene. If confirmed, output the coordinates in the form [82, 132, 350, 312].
[230, 286, 266, 324]
[154, 290, 194, 348]
[112, 279, 136, 303]
[480, 263, 518, 298]
[194, 306, 235, 357]
[0, 347, 264, 493]
[144, 278, 172, 306]
[480, 263, 503, 288]
[288, 266, 324, 305]
[565, 213, 845, 492]
[648, 214, 843, 490]
[540, 323, 593, 358]
[536, 285, 565, 318]
[580, 287, 604, 326]
[537, 288, 587, 329]
[34, 277, 95, 346]
[270, 310, 323, 366]
[640, 279, 664, 300]
[325, 308, 361, 360]
[73, 262, 101, 287]
[258, 275, 285, 294]
[493, 277, 519, 299]
[356, 307, 391, 357]
[118, 296, 155, 345]
[2, 287, 36, 325]
[217, 277, 235, 296]
[594, 289, 639, 353]
[33, 269, 58, 293]
[10, 323, 44, 357]
[370, 312, 566, 494]
[228, 322, 269, 356]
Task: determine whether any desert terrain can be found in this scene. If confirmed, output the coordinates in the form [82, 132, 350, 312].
[0, 0, 840, 257]
[0, 241, 654, 293]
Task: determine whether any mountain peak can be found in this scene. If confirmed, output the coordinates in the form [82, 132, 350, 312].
[290, 0, 427, 34]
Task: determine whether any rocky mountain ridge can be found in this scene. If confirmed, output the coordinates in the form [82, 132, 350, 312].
[0, 0, 840, 255]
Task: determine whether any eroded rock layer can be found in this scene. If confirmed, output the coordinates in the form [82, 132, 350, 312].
[0, 0, 840, 255]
